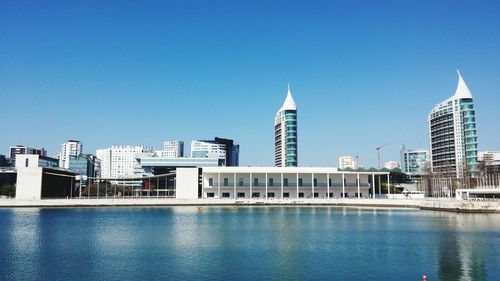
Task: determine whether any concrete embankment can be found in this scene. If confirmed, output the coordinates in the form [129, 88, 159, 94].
[0, 198, 422, 208]
[0, 198, 499, 213]
[420, 200, 500, 213]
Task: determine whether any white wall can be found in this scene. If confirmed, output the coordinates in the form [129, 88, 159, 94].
[16, 167, 43, 200]
[176, 168, 199, 199]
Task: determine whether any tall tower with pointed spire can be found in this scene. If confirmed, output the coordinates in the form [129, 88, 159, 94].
[275, 85, 298, 167]
[428, 71, 478, 178]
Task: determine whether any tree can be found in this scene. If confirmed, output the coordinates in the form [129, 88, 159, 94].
[0, 183, 16, 197]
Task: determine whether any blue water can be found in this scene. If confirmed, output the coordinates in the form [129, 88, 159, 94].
[0, 207, 499, 281]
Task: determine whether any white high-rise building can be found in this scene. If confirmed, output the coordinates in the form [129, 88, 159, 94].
[428, 71, 479, 178]
[96, 145, 155, 178]
[161, 141, 184, 158]
[59, 140, 82, 169]
[338, 156, 359, 170]
[384, 161, 400, 170]
[275, 85, 298, 167]
[191, 141, 226, 164]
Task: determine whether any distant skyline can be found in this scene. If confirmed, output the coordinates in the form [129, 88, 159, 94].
[1, 1, 499, 167]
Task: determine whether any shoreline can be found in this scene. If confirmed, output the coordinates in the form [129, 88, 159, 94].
[1, 198, 499, 213]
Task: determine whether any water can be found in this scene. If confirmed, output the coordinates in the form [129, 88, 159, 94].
[0, 207, 499, 281]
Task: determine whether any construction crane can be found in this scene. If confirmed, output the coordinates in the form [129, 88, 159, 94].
[376, 143, 389, 169]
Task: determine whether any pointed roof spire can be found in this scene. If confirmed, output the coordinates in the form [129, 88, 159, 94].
[454, 70, 473, 99]
[281, 84, 297, 110]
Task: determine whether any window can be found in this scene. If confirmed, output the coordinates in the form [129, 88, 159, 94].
[224, 178, 229, 186]
[208, 178, 213, 187]
[222, 192, 230, 198]
[252, 192, 260, 198]
[269, 178, 274, 186]
[299, 192, 304, 198]
[314, 193, 319, 198]
[328, 193, 333, 198]
[283, 192, 290, 198]
[299, 178, 303, 186]
[284, 178, 288, 186]
[237, 192, 245, 198]
[254, 178, 258, 186]
[267, 192, 275, 198]
[25, 158, 29, 167]
[206, 193, 215, 198]
[239, 178, 244, 186]
[314, 178, 317, 186]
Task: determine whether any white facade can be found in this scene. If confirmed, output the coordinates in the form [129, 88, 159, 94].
[201, 166, 390, 200]
[191, 141, 226, 161]
[96, 145, 155, 178]
[338, 156, 359, 170]
[275, 85, 298, 167]
[159, 141, 184, 158]
[59, 140, 82, 169]
[384, 161, 400, 170]
[478, 151, 500, 163]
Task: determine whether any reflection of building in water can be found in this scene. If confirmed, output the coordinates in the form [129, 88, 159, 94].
[437, 215, 487, 281]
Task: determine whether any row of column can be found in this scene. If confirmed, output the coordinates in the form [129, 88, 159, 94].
[209, 173, 390, 199]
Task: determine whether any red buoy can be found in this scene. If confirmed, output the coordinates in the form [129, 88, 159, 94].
[422, 275, 427, 281]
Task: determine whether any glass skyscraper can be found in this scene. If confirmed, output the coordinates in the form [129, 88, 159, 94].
[428, 71, 478, 178]
[275, 85, 297, 167]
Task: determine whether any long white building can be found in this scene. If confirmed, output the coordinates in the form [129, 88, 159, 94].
[275, 85, 298, 167]
[59, 140, 82, 169]
[201, 167, 389, 199]
[96, 145, 155, 178]
[428, 71, 479, 178]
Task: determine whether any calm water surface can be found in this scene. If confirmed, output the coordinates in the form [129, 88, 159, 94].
[0, 207, 499, 281]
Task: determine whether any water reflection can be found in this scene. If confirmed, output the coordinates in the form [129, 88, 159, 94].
[435, 213, 498, 281]
[0, 207, 499, 281]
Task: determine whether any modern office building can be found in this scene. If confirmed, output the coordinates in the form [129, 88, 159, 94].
[384, 161, 400, 170]
[191, 141, 226, 161]
[400, 145, 430, 178]
[59, 140, 83, 169]
[428, 71, 479, 178]
[96, 145, 155, 178]
[9, 145, 47, 162]
[191, 137, 239, 166]
[275, 85, 298, 167]
[68, 154, 100, 185]
[160, 141, 184, 158]
[338, 156, 359, 170]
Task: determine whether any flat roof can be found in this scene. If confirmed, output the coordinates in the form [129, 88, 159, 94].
[202, 166, 389, 175]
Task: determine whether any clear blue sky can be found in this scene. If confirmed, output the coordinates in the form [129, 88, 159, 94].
[1, 0, 499, 167]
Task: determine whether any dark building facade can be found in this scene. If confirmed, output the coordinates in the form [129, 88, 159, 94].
[200, 137, 240, 166]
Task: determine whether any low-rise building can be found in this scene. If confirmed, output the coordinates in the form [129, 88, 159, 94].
[200, 167, 389, 199]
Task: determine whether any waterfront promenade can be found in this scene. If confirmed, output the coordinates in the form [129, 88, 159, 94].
[1, 198, 499, 212]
